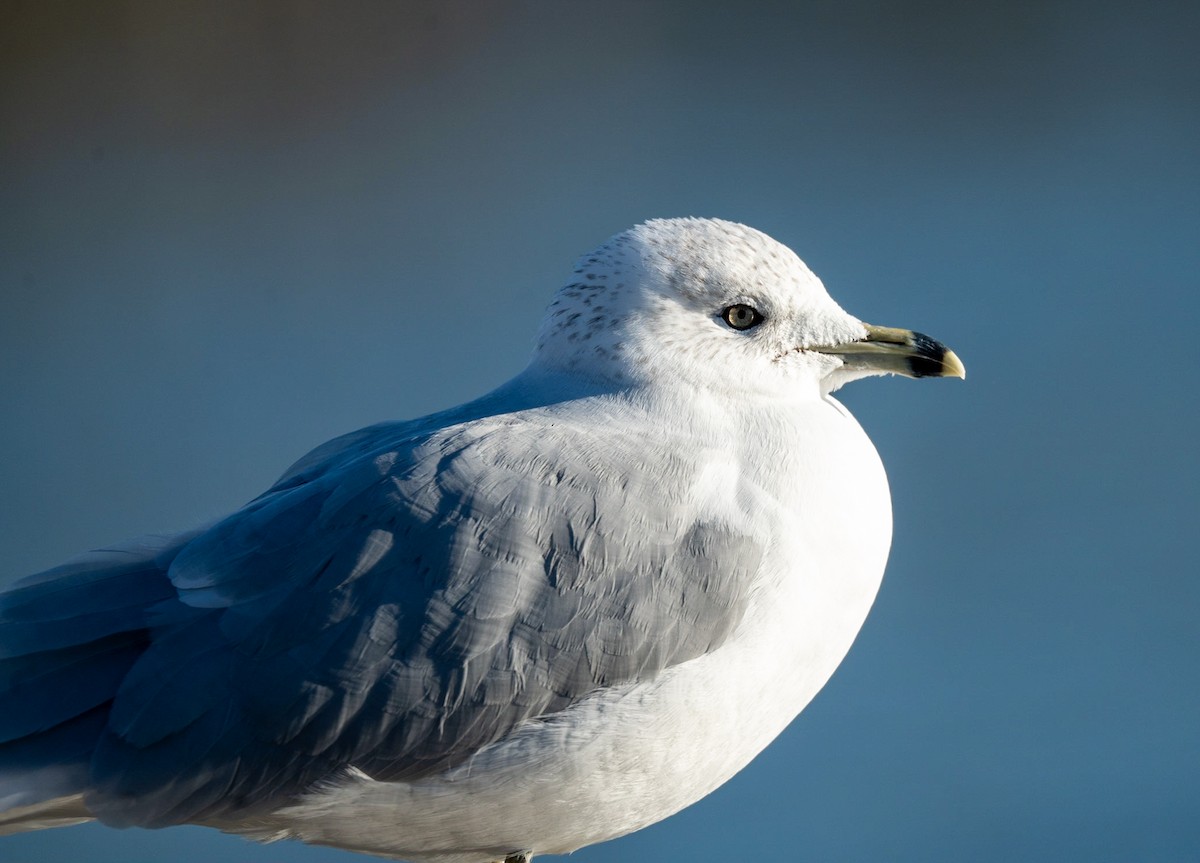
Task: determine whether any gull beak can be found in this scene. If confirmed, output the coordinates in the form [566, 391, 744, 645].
[815, 324, 966, 380]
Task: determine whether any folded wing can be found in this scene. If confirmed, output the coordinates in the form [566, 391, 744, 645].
[1, 409, 761, 829]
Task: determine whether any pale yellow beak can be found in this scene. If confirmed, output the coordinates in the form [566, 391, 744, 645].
[815, 324, 966, 379]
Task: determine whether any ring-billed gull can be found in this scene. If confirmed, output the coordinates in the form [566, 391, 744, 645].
[0, 218, 963, 862]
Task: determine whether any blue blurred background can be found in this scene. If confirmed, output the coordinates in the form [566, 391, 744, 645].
[2, 1, 1197, 861]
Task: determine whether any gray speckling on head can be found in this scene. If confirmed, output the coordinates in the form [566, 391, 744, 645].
[535, 235, 634, 365]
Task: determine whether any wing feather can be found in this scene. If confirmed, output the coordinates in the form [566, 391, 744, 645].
[5, 408, 762, 829]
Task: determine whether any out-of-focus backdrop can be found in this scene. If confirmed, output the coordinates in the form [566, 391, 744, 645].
[2, 2, 1197, 861]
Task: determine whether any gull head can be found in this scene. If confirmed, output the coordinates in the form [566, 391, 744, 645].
[533, 218, 963, 397]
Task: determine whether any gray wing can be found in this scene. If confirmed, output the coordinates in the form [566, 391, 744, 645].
[82, 411, 761, 827]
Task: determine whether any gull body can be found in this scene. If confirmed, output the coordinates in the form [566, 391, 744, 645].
[242, 389, 890, 861]
[0, 219, 962, 862]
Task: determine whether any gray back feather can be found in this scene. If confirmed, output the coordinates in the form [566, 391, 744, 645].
[10, 404, 760, 827]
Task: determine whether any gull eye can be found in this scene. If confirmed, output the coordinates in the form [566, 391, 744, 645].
[721, 304, 764, 331]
